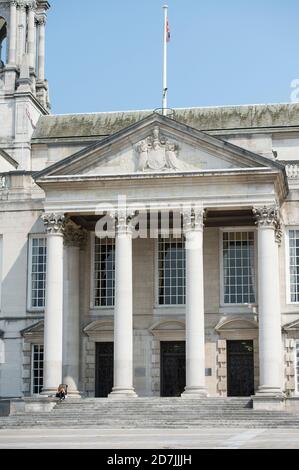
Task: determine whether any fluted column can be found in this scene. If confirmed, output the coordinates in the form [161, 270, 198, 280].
[27, 3, 36, 69]
[253, 205, 283, 396]
[37, 16, 46, 80]
[182, 207, 208, 398]
[8, 1, 17, 65]
[62, 221, 87, 397]
[109, 211, 137, 398]
[41, 213, 65, 396]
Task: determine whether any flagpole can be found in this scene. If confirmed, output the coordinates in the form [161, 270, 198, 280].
[162, 5, 168, 116]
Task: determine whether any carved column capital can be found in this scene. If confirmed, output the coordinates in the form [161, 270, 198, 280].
[253, 205, 278, 227]
[27, 1, 37, 11]
[42, 213, 66, 235]
[108, 209, 137, 234]
[64, 220, 87, 248]
[253, 205, 282, 244]
[36, 15, 46, 26]
[182, 207, 205, 232]
[17, 1, 27, 11]
[10, 1, 18, 7]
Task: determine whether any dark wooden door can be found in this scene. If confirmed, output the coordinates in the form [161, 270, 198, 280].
[160, 341, 186, 397]
[227, 340, 254, 397]
[95, 342, 113, 397]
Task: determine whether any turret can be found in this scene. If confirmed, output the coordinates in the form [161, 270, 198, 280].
[0, 0, 50, 111]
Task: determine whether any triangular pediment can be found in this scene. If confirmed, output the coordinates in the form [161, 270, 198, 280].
[283, 319, 299, 331]
[21, 321, 44, 337]
[35, 113, 284, 179]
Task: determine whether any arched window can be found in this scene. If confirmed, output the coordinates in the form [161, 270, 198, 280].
[0, 17, 7, 68]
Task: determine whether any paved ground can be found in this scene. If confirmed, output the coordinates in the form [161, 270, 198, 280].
[0, 427, 299, 449]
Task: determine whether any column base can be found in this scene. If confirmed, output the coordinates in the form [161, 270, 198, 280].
[181, 386, 208, 398]
[108, 387, 138, 399]
[252, 387, 286, 410]
[255, 385, 285, 398]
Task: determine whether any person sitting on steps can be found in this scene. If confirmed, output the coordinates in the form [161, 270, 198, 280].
[56, 384, 67, 401]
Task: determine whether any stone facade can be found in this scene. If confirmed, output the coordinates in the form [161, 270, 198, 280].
[1, 2, 299, 405]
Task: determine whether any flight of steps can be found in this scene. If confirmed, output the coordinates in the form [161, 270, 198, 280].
[1, 397, 299, 429]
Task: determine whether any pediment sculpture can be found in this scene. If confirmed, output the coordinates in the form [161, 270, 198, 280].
[136, 126, 198, 172]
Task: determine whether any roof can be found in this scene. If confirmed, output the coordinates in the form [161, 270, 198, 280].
[35, 113, 286, 179]
[32, 103, 299, 141]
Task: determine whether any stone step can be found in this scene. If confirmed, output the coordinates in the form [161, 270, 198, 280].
[2, 421, 299, 429]
[2, 414, 299, 422]
[2, 398, 298, 430]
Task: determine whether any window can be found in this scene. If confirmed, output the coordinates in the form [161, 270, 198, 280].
[158, 236, 185, 305]
[288, 230, 299, 303]
[0, 17, 7, 67]
[94, 237, 115, 307]
[28, 236, 47, 309]
[296, 341, 299, 394]
[31, 344, 44, 395]
[222, 231, 256, 305]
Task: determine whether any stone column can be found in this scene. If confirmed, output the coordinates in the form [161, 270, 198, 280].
[41, 213, 65, 396]
[8, 1, 17, 65]
[253, 205, 283, 397]
[62, 221, 87, 397]
[109, 211, 137, 398]
[17, 3, 27, 63]
[37, 16, 46, 80]
[27, 4, 36, 69]
[182, 207, 208, 398]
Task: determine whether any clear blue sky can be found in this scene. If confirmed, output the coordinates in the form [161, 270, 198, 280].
[46, 0, 299, 115]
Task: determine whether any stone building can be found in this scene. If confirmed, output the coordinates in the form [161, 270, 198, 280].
[0, 1, 299, 409]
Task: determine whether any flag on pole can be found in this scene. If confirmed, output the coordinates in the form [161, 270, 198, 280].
[166, 17, 170, 42]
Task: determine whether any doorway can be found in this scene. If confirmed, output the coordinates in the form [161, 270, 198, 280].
[160, 341, 186, 397]
[95, 342, 113, 397]
[227, 340, 254, 397]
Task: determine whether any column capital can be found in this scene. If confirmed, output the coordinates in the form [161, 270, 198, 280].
[36, 15, 46, 25]
[253, 205, 282, 244]
[17, 1, 27, 11]
[108, 209, 137, 234]
[182, 207, 205, 233]
[27, 2, 37, 11]
[10, 1, 18, 7]
[42, 213, 66, 235]
[64, 220, 87, 248]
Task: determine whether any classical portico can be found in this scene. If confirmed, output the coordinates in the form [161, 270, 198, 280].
[34, 113, 288, 405]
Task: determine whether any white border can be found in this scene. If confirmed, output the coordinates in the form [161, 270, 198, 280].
[27, 234, 47, 312]
[285, 227, 299, 305]
[219, 227, 258, 308]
